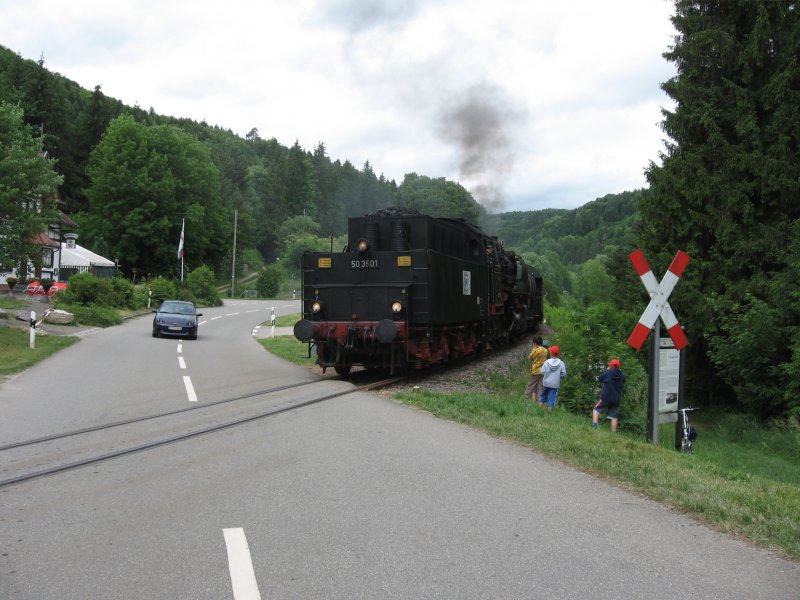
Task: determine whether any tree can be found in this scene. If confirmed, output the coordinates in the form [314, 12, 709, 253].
[640, 1, 800, 418]
[0, 102, 62, 272]
[276, 215, 322, 255]
[84, 114, 229, 277]
[256, 264, 283, 298]
[397, 173, 486, 222]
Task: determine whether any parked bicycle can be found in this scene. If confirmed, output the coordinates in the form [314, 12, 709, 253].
[669, 407, 700, 453]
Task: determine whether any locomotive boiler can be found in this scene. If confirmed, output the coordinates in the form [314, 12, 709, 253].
[293, 208, 543, 376]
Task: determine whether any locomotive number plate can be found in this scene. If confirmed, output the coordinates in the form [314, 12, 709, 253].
[350, 259, 379, 269]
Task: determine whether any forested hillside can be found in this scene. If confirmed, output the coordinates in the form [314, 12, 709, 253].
[492, 191, 638, 264]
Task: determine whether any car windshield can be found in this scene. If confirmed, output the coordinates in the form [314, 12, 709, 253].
[160, 302, 194, 315]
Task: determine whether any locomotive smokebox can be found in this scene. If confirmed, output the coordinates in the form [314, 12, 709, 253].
[375, 319, 398, 343]
[294, 319, 316, 342]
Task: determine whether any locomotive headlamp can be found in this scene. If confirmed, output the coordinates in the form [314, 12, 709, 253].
[391, 300, 403, 313]
[357, 239, 369, 252]
[311, 301, 323, 314]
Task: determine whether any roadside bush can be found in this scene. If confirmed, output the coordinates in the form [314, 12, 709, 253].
[57, 272, 116, 307]
[109, 276, 137, 309]
[256, 265, 283, 298]
[184, 265, 222, 306]
[66, 304, 122, 327]
[148, 277, 177, 305]
[543, 301, 649, 434]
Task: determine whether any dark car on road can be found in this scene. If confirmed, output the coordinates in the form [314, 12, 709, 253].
[152, 300, 203, 339]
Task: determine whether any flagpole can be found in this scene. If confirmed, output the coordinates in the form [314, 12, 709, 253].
[178, 218, 185, 282]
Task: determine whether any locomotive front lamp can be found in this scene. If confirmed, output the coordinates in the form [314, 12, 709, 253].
[391, 301, 403, 313]
[357, 239, 369, 252]
[311, 301, 323, 313]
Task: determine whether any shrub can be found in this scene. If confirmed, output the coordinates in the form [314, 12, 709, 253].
[57, 272, 116, 307]
[148, 277, 177, 305]
[257, 265, 283, 298]
[109, 276, 137, 309]
[67, 304, 122, 327]
[544, 301, 649, 434]
[184, 265, 222, 306]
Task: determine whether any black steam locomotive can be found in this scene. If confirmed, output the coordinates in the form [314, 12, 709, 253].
[293, 208, 543, 376]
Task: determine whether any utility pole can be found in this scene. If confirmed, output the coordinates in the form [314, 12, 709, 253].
[230, 209, 237, 297]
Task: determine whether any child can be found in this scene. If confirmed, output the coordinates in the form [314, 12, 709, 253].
[524, 336, 549, 402]
[593, 359, 626, 431]
[539, 345, 566, 409]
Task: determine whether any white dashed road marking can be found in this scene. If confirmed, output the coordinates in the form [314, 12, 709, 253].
[183, 376, 198, 402]
[223, 528, 262, 600]
[178, 356, 186, 369]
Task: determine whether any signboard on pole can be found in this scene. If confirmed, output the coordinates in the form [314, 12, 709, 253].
[658, 337, 680, 424]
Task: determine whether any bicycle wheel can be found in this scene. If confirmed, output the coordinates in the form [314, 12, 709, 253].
[681, 436, 693, 454]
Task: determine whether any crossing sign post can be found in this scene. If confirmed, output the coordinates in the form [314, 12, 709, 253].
[628, 249, 691, 444]
[627, 249, 690, 351]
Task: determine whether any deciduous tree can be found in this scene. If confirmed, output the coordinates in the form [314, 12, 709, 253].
[0, 102, 62, 272]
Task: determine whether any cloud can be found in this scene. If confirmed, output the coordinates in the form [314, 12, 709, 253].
[0, 0, 677, 214]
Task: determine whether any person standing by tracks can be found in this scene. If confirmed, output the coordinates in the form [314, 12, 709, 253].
[539, 345, 566, 409]
[524, 336, 549, 403]
[592, 359, 626, 432]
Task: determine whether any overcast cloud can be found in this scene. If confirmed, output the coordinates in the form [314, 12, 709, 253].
[0, 0, 677, 213]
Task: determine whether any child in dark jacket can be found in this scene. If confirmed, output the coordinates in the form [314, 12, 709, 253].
[593, 359, 626, 431]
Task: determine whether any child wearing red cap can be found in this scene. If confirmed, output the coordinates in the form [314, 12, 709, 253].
[593, 359, 626, 431]
[539, 345, 566, 409]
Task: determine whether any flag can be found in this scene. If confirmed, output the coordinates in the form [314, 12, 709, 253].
[178, 219, 185, 259]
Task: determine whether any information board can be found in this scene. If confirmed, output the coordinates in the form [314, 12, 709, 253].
[658, 337, 680, 423]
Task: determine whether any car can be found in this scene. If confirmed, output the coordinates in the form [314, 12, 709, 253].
[152, 300, 203, 340]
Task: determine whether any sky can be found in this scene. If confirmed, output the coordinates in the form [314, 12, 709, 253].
[0, 0, 678, 214]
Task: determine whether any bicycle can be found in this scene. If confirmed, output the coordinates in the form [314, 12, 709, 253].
[670, 407, 700, 453]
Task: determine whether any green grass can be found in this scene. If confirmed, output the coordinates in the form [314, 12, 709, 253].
[261, 338, 800, 560]
[257, 335, 315, 367]
[0, 296, 28, 310]
[273, 312, 300, 327]
[0, 327, 80, 378]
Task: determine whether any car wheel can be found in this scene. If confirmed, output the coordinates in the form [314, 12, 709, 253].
[189, 329, 197, 340]
[152, 327, 159, 338]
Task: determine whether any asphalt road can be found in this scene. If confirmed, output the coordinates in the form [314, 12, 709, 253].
[0, 299, 797, 599]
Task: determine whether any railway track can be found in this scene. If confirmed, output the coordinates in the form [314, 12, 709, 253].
[0, 374, 405, 489]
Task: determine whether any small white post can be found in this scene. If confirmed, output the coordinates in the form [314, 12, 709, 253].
[270, 307, 276, 338]
[29, 311, 36, 349]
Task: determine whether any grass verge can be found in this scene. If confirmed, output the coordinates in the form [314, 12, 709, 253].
[0, 327, 80, 379]
[257, 336, 315, 367]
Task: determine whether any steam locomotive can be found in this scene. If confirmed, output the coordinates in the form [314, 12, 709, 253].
[293, 208, 543, 376]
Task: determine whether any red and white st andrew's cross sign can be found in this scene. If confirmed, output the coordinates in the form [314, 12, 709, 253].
[627, 249, 691, 351]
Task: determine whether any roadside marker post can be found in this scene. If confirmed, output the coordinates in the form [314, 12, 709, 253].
[270, 307, 276, 338]
[29, 311, 36, 349]
[627, 249, 691, 444]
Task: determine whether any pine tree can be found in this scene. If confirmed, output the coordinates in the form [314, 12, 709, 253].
[640, 0, 800, 418]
